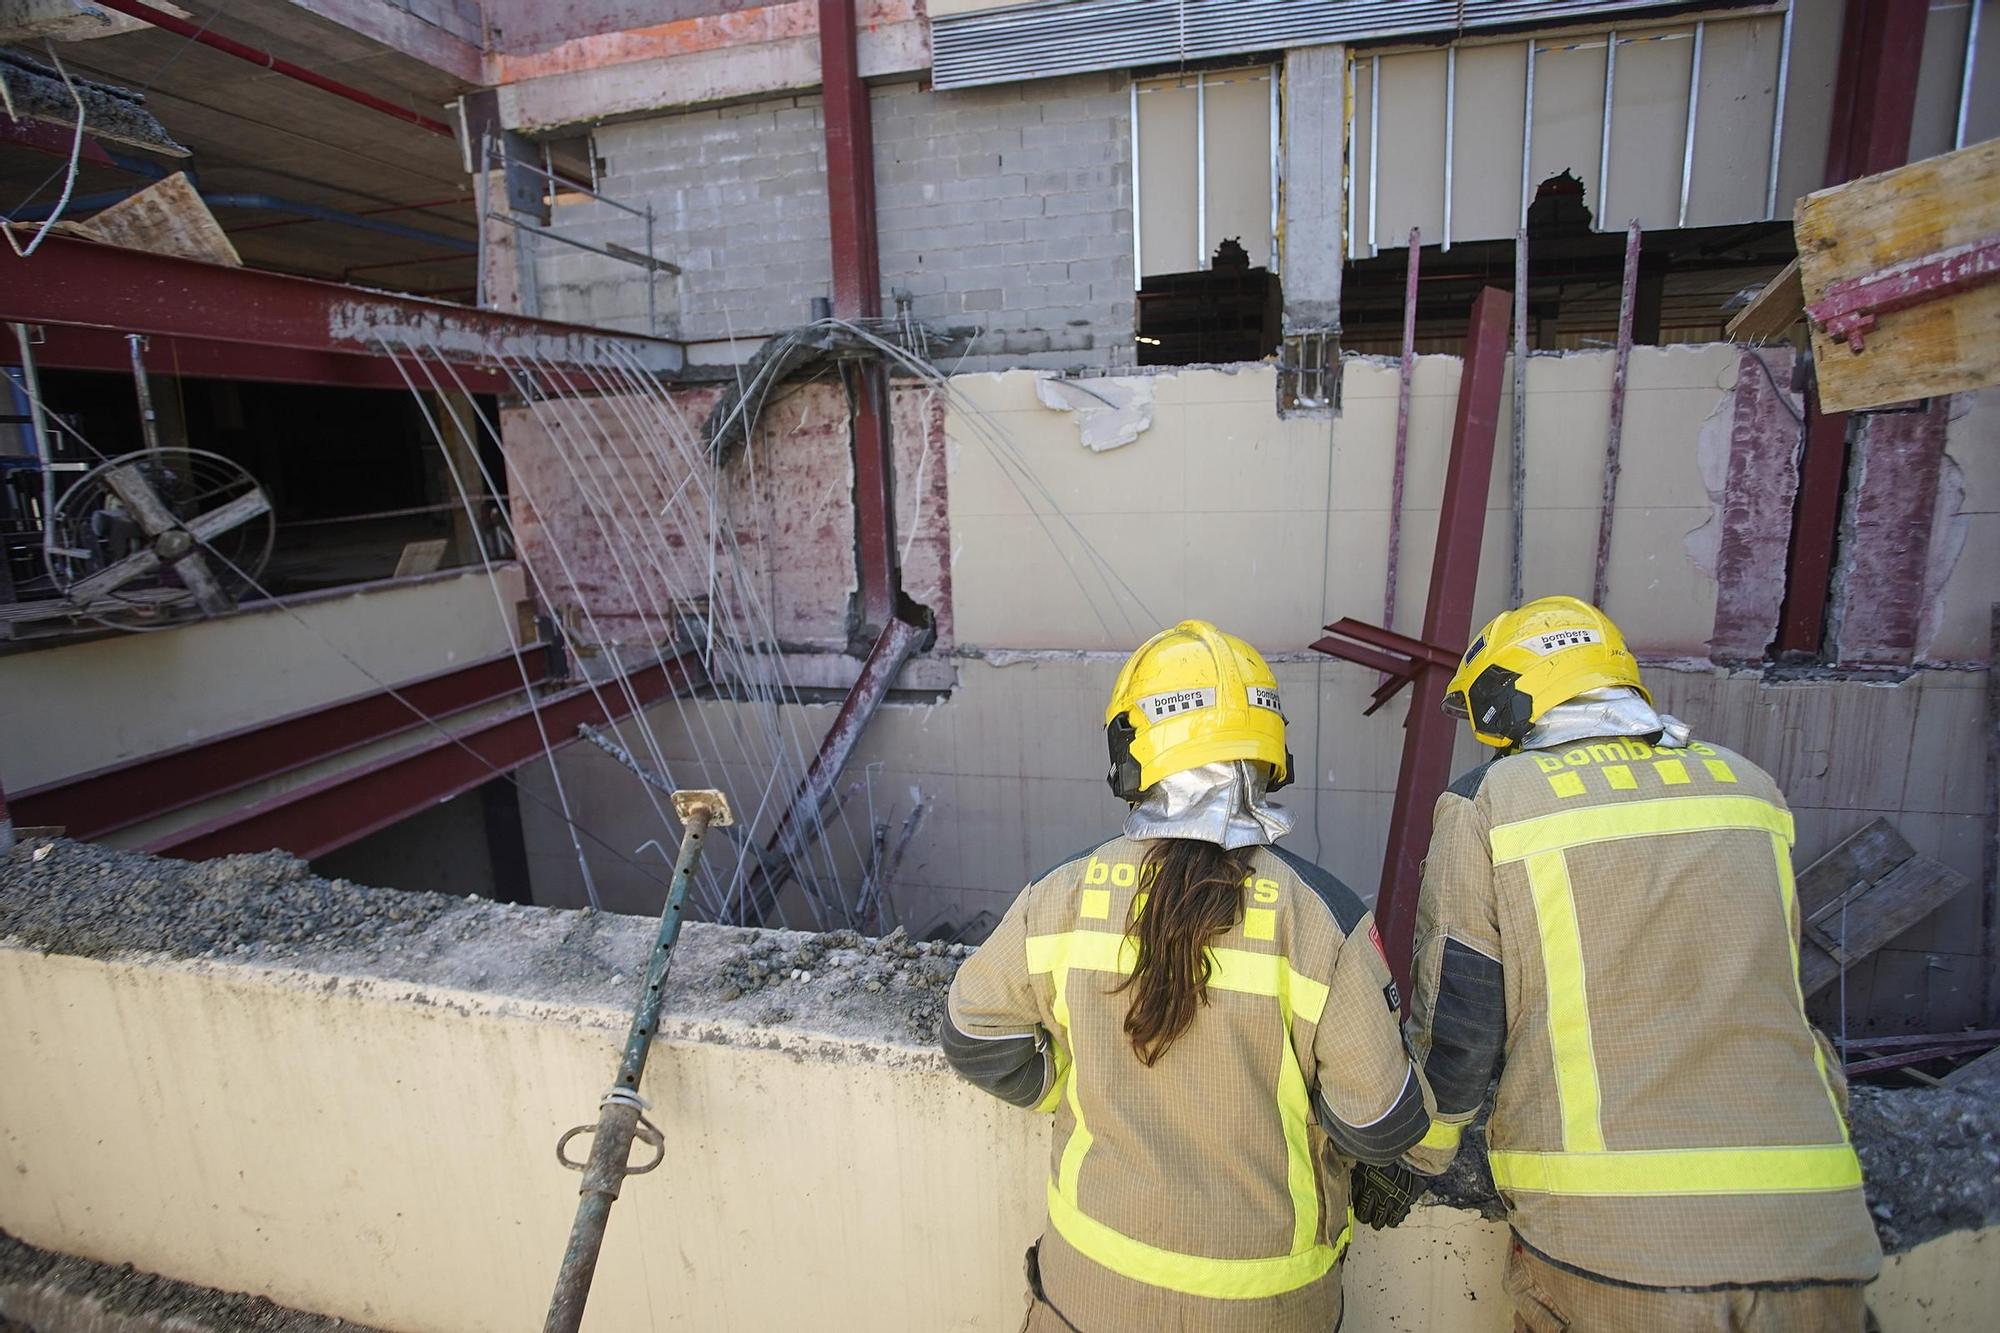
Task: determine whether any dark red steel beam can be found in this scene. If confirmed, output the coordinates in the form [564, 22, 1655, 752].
[1320, 618, 1462, 671]
[0, 234, 682, 382]
[819, 0, 898, 630]
[94, 0, 455, 138]
[0, 324, 508, 394]
[1780, 0, 1930, 657]
[1823, 0, 1931, 187]
[149, 652, 704, 862]
[1308, 636, 1415, 683]
[14, 646, 550, 841]
[1376, 287, 1512, 995]
[1777, 401, 1851, 655]
[820, 0, 882, 322]
[0, 116, 116, 166]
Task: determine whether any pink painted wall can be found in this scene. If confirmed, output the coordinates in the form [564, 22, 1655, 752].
[500, 379, 951, 654]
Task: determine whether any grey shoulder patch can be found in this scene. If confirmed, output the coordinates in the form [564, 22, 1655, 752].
[1447, 761, 1496, 800]
[1268, 846, 1369, 935]
[1028, 836, 1122, 887]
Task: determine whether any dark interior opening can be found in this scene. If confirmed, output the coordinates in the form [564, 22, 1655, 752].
[0, 370, 506, 615]
[1136, 237, 1283, 366]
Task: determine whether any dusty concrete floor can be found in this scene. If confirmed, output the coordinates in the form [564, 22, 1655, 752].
[2, 836, 1995, 1258]
[0, 1230, 383, 1333]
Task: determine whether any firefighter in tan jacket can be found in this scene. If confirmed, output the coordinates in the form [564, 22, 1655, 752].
[943, 620, 1433, 1332]
[1399, 596, 1882, 1329]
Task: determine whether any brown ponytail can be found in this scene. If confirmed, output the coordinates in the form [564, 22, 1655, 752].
[1114, 838, 1251, 1066]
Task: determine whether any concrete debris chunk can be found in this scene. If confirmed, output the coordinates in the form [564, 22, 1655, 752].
[1035, 373, 1154, 452]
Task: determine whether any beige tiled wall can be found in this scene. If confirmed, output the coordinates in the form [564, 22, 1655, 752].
[522, 351, 1992, 1031]
[945, 348, 1741, 657]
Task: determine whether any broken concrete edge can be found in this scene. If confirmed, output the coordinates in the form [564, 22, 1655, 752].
[3, 839, 1994, 1257]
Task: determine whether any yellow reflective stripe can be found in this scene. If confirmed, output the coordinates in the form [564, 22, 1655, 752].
[1772, 832, 1852, 1137]
[1490, 795, 1794, 865]
[1034, 1042, 1071, 1114]
[1049, 946, 1094, 1201]
[1272, 974, 1319, 1255]
[1419, 1119, 1464, 1151]
[1025, 931, 1331, 1027]
[1048, 1183, 1350, 1300]
[1489, 1144, 1863, 1197]
[1524, 851, 1605, 1153]
[1027, 928, 1335, 1273]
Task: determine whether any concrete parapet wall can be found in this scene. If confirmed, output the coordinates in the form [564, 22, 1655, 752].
[0, 915, 1986, 1332]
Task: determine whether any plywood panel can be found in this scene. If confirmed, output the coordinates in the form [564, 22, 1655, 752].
[1796, 138, 2000, 411]
[1529, 37, 1608, 227]
[1137, 77, 1198, 277]
[1376, 49, 1448, 250]
[1452, 42, 1528, 243]
[1604, 28, 1695, 229]
[1202, 69, 1274, 269]
[1686, 15, 1783, 227]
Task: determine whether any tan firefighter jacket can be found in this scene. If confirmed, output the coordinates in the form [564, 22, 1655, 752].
[944, 835, 1431, 1333]
[1404, 734, 1883, 1289]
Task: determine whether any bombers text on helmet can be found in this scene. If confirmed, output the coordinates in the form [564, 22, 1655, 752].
[1104, 619, 1293, 800]
[1445, 595, 1649, 749]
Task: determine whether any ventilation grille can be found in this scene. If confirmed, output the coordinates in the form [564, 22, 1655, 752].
[931, 0, 1695, 89]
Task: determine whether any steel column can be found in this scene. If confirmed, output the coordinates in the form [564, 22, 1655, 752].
[1374, 288, 1512, 992]
[1778, 0, 1930, 656]
[818, 0, 898, 631]
[1593, 221, 1643, 607]
[15, 646, 551, 841]
[148, 652, 703, 862]
[1384, 228, 1421, 631]
[1824, 0, 1932, 186]
[820, 0, 883, 321]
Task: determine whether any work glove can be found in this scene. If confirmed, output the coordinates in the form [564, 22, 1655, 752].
[1350, 1161, 1423, 1230]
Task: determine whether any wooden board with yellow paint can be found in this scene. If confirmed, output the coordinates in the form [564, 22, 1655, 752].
[1795, 139, 2000, 413]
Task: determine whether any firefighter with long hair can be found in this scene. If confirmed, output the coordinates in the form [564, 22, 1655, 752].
[943, 620, 1432, 1332]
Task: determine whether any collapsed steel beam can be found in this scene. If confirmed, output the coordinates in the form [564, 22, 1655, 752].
[0, 235, 684, 388]
[738, 604, 934, 926]
[15, 645, 552, 841]
[149, 652, 703, 862]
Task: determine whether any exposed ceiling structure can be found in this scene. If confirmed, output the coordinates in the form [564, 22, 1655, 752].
[2, 0, 479, 297]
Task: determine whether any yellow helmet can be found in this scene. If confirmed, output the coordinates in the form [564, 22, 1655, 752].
[1445, 595, 1649, 749]
[1104, 619, 1292, 801]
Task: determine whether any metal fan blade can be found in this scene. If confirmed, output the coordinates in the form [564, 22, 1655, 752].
[188, 489, 272, 542]
[100, 464, 181, 538]
[66, 546, 163, 603]
[172, 551, 236, 615]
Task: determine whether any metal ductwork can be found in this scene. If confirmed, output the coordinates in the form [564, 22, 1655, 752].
[930, 0, 1725, 89]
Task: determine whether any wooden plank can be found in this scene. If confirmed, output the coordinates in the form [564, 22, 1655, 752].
[1726, 258, 1804, 341]
[1795, 817, 1914, 919]
[1799, 852, 1975, 997]
[73, 173, 240, 266]
[1795, 138, 2000, 412]
[1943, 1044, 2000, 1091]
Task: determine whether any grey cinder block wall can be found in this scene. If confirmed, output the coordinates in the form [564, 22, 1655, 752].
[533, 73, 1137, 371]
